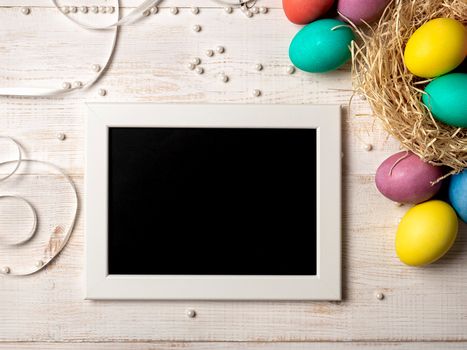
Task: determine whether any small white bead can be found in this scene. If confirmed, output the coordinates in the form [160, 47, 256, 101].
[195, 67, 204, 74]
[192, 25, 201, 33]
[186, 309, 196, 318]
[73, 81, 83, 89]
[251, 7, 259, 14]
[286, 65, 295, 74]
[219, 73, 229, 83]
[142, 9, 150, 16]
[191, 7, 199, 14]
[80, 6, 88, 13]
[395, 202, 404, 207]
[57, 133, 66, 141]
[360, 94, 367, 100]
[224, 7, 233, 13]
[99, 6, 106, 13]
[187, 63, 196, 70]
[241, 6, 248, 12]
[21, 7, 31, 15]
[375, 292, 384, 300]
[364, 144, 373, 151]
[107, 6, 115, 14]
[245, 10, 253, 18]
[216, 46, 225, 54]
[170, 7, 178, 15]
[62, 6, 70, 14]
[255, 63, 263, 71]
[91, 64, 101, 72]
[62, 82, 71, 90]
[1, 266, 10, 274]
[35, 260, 44, 268]
[91, 6, 98, 13]
[98, 88, 107, 96]
[252, 89, 261, 97]
[150, 6, 158, 14]
[205, 49, 214, 57]
[259, 7, 268, 14]
[70, 6, 77, 13]
[191, 57, 201, 65]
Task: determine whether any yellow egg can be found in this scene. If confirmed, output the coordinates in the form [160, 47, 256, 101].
[396, 200, 458, 266]
[404, 18, 467, 78]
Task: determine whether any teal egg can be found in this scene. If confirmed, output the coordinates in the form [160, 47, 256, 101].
[422, 73, 467, 128]
[289, 19, 355, 73]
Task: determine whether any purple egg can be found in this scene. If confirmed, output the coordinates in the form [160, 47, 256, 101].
[375, 151, 444, 204]
[337, 0, 390, 25]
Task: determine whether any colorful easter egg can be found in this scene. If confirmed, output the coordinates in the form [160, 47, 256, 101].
[375, 151, 444, 204]
[422, 73, 467, 128]
[282, 0, 335, 25]
[404, 18, 467, 78]
[289, 19, 355, 73]
[337, 0, 390, 25]
[396, 200, 458, 266]
[449, 169, 467, 223]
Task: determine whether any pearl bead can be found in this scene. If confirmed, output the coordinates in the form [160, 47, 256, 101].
[187, 63, 196, 70]
[62, 82, 71, 90]
[286, 65, 296, 74]
[252, 89, 261, 97]
[191, 57, 201, 65]
[395, 202, 404, 207]
[98, 88, 107, 96]
[186, 309, 196, 318]
[259, 7, 268, 14]
[91, 6, 98, 14]
[99, 6, 106, 13]
[57, 133, 66, 141]
[80, 6, 88, 13]
[35, 260, 44, 268]
[251, 7, 259, 14]
[142, 10, 150, 16]
[191, 7, 199, 14]
[62, 6, 70, 14]
[170, 7, 178, 15]
[219, 74, 229, 83]
[255, 63, 263, 71]
[241, 6, 248, 12]
[91, 64, 101, 72]
[245, 10, 253, 18]
[107, 6, 115, 14]
[150, 6, 158, 14]
[192, 25, 201, 32]
[364, 144, 373, 151]
[205, 49, 214, 57]
[216, 46, 225, 54]
[21, 7, 30, 15]
[224, 7, 233, 13]
[195, 67, 204, 74]
[73, 81, 83, 89]
[1, 266, 10, 274]
[70, 6, 77, 13]
[375, 292, 384, 300]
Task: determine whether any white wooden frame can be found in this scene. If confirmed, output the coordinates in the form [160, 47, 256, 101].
[85, 103, 341, 300]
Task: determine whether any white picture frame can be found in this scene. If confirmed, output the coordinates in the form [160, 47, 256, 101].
[85, 103, 342, 300]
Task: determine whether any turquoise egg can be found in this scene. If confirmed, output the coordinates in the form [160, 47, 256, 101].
[422, 73, 467, 128]
[449, 169, 467, 223]
[289, 19, 355, 73]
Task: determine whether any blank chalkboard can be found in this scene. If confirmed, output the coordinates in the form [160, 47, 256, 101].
[108, 127, 317, 276]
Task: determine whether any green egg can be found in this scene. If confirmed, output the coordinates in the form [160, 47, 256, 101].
[289, 19, 355, 73]
[423, 73, 467, 128]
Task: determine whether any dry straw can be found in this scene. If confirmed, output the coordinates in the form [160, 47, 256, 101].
[351, 0, 467, 175]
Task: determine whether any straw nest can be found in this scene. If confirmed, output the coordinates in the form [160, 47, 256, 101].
[351, 0, 467, 175]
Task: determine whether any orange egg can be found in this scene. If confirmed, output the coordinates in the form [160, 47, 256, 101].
[282, 0, 334, 25]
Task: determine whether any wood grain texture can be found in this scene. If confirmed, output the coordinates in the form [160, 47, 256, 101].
[0, 1, 466, 346]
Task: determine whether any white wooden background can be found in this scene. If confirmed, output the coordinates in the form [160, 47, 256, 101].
[0, 0, 466, 348]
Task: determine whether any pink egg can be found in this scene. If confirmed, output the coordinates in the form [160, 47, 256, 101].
[375, 151, 444, 204]
[337, 0, 390, 25]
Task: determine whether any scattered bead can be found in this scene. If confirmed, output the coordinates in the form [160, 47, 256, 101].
[191, 57, 201, 65]
[21, 7, 30, 15]
[205, 49, 214, 57]
[73, 81, 83, 89]
[35, 260, 44, 268]
[142, 9, 150, 16]
[192, 24, 202, 33]
[241, 6, 248, 12]
[62, 82, 71, 90]
[191, 7, 199, 14]
[186, 309, 196, 318]
[395, 202, 404, 207]
[219, 73, 229, 83]
[170, 7, 179, 15]
[375, 291, 384, 300]
[195, 67, 204, 74]
[98, 88, 107, 96]
[57, 133, 66, 141]
[224, 7, 233, 13]
[259, 7, 268, 14]
[62, 6, 70, 14]
[251, 7, 259, 14]
[286, 65, 296, 74]
[255, 63, 263, 71]
[1, 266, 10, 274]
[187, 63, 196, 70]
[252, 89, 261, 97]
[91, 6, 98, 14]
[216, 46, 225, 54]
[364, 144, 373, 151]
[91, 64, 101, 72]
[245, 10, 253, 18]
[80, 6, 88, 13]
[149, 6, 158, 14]
[99, 6, 106, 13]
[70, 6, 78, 13]
[360, 94, 367, 100]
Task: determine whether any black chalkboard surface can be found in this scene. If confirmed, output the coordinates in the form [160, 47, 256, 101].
[108, 127, 317, 276]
